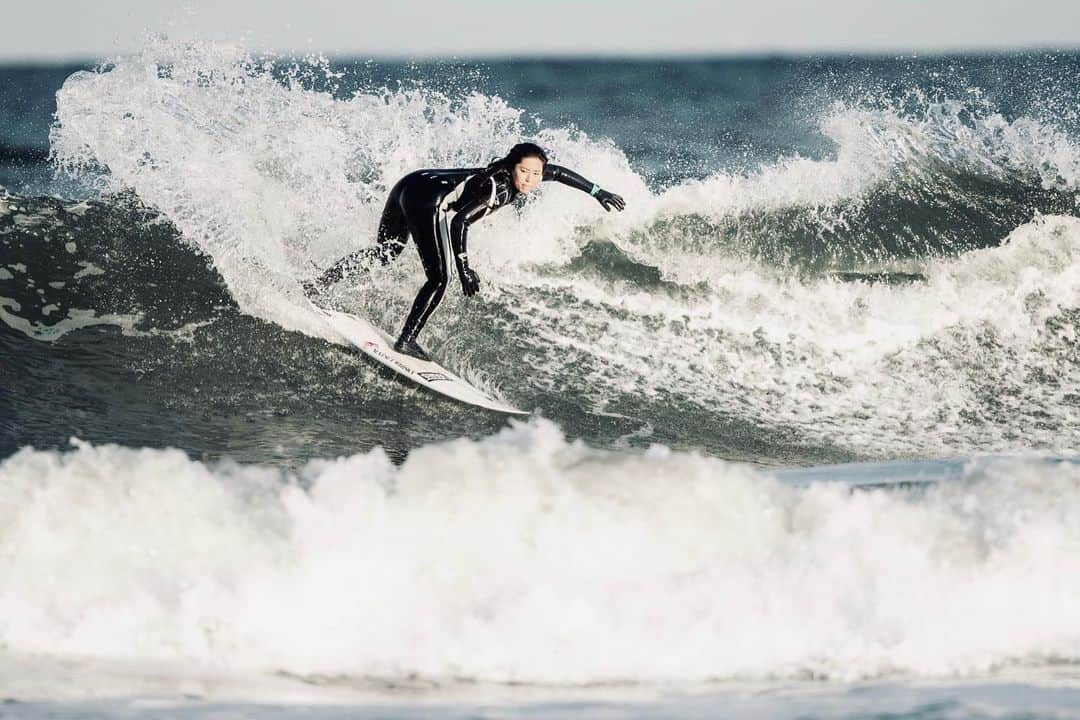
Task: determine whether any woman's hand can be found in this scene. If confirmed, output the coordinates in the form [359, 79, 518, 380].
[460, 267, 481, 297]
[594, 188, 626, 212]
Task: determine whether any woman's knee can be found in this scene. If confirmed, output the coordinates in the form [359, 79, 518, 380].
[423, 273, 448, 299]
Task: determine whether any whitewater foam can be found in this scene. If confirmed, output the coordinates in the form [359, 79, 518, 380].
[496, 214, 1080, 455]
[0, 422, 1078, 686]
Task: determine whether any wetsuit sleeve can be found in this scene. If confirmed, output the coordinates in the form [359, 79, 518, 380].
[543, 163, 598, 195]
[448, 193, 490, 273]
[545, 163, 626, 212]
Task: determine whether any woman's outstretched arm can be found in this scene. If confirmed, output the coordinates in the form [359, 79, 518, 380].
[543, 164, 627, 211]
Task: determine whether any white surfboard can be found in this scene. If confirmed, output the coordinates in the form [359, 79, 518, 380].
[310, 301, 528, 415]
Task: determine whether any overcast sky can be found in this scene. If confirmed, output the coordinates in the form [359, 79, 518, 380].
[3, 0, 1080, 62]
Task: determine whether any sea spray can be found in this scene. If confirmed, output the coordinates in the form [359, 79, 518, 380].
[1, 422, 1079, 682]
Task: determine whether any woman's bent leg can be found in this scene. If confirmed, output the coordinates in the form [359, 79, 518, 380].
[393, 208, 450, 360]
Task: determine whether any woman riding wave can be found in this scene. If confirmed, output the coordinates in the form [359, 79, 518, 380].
[305, 142, 626, 360]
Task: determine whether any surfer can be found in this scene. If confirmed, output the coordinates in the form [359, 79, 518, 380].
[304, 143, 626, 360]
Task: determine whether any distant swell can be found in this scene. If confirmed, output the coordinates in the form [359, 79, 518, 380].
[634, 100, 1080, 274]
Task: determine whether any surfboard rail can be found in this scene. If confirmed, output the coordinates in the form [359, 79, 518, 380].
[310, 301, 528, 415]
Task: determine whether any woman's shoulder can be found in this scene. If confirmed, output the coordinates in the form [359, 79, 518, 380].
[461, 168, 513, 205]
[488, 168, 515, 206]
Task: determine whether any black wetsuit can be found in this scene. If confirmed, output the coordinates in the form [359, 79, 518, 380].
[312, 163, 602, 351]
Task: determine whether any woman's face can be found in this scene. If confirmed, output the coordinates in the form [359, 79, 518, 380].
[513, 156, 544, 193]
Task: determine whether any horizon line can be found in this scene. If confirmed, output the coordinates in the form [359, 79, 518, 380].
[2, 43, 1080, 67]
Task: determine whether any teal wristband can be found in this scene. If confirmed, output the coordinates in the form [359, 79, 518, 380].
[590, 184, 601, 196]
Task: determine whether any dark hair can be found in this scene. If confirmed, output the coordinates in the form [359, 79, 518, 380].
[481, 142, 548, 178]
[501, 142, 549, 167]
